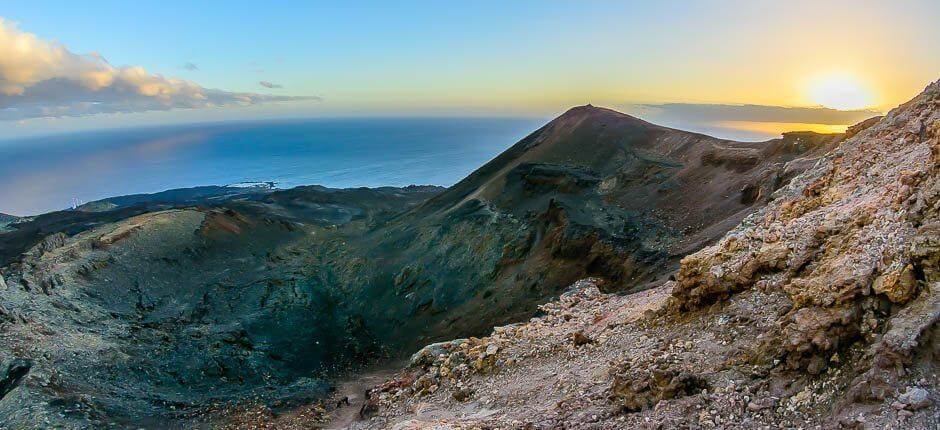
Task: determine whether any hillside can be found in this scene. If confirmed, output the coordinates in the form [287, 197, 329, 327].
[0, 105, 853, 427]
[345, 81, 940, 428]
[325, 105, 846, 351]
[0, 213, 17, 233]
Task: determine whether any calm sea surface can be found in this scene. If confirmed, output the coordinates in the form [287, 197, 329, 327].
[0, 118, 544, 215]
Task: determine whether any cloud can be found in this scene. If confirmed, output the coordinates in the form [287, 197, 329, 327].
[625, 103, 879, 126]
[182, 62, 199, 71]
[259, 81, 282, 89]
[0, 18, 318, 120]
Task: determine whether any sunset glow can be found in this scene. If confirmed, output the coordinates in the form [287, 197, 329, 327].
[0, 0, 937, 139]
[807, 73, 875, 110]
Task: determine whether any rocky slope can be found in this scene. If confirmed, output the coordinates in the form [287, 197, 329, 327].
[0, 103, 855, 427]
[322, 105, 846, 353]
[349, 81, 940, 428]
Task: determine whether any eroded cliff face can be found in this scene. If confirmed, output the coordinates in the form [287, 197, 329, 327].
[351, 82, 939, 429]
[668, 80, 939, 373]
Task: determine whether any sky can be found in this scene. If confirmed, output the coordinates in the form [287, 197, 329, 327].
[1, 0, 939, 139]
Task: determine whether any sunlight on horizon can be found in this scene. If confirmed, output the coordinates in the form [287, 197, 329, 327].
[715, 120, 850, 136]
[806, 73, 876, 111]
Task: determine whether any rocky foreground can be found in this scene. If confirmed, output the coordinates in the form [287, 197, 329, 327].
[342, 82, 940, 428]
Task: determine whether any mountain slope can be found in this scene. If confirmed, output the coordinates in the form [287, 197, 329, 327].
[0, 107, 852, 427]
[327, 105, 847, 351]
[353, 81, 940, 429]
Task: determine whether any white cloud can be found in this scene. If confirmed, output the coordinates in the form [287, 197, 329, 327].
[0, 18, 317, 120]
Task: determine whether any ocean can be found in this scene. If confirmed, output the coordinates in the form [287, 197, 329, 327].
[0, 117, 544, 215]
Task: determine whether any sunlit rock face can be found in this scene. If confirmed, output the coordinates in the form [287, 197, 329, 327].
[668, 80, 940, 375]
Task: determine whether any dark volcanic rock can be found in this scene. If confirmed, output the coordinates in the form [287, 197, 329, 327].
[0, 358, 30, 401]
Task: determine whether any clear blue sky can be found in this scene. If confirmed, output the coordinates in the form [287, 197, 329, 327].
[1, 1, 938, 137]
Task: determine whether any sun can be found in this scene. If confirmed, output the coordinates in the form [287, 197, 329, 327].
[807, 73, 874, 111]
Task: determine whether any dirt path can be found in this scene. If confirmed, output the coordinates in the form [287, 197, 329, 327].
[326, 363, 404, 429]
